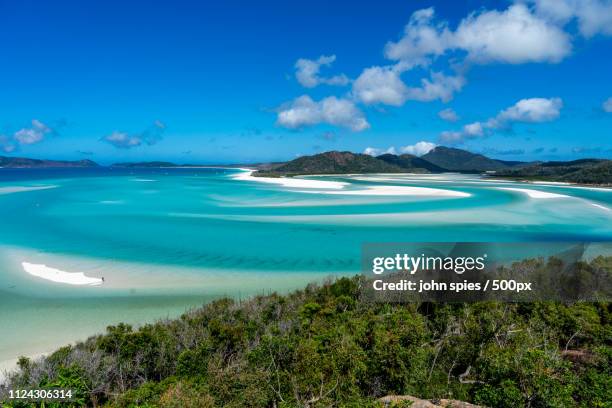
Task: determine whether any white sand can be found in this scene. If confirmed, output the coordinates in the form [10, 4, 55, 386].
[530, 181, 572, 185]
[591, 203, 611, 211]
[22, 262, 103, 286]
[232, 170, 348, 189]
[497, 187, 570, 199]
[300, 185, 470, 197]
[0, 185, 58, 195]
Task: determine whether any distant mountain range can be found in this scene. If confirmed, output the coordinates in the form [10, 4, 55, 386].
[254, 147, 611, 185]
[0, 156, 98, 168]
[1, 148, 610, 184]
[256, 147, 528, 176]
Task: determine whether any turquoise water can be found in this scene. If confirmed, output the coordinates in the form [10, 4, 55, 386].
[0, 167, 611, 370]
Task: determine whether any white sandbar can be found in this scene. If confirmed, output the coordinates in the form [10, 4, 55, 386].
[232, 170, 348, 189]
[302, 185, 470, 197]
[22, 262, 103, 286]
[0, 185, 58, 195]
[497, 187, 569, 199]
[591, 203, 611, 211]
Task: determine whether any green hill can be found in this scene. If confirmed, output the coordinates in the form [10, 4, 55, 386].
[421, 146, 512, 172]
[255, 151, 406, 176]
[376, 153, 447, 173]
[494, 159, 611, 185]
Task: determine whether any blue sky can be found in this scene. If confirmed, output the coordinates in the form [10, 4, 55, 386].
[1, 0, 611, 164]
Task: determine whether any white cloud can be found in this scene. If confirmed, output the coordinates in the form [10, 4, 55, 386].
[102, 131, 142, 149]
[400, 141, 437, 156]
[295, 55, 350, 88]
[531, 0, 612, 37]
[440, 97, 563, 143]
[352, 68, 464, 106]
[13, 119, 52, 145]
[384, 8, 452, 67]
[438, 108, 460, 122]
[463, 122, 485, 137]
[497, 97, 563, 122]
[101, 121, 166, 149]
[277, 95, 370, 132]
[352, 66, 409, 106]
[454, 4, 571, 64]
[405, 71, 465, 103]
[439, 131, 464, 144]
[363, 146, 397, 156]
[364, 141, 437, 156]
[603, 97, 612, 113]
[385, 4, 571, 67]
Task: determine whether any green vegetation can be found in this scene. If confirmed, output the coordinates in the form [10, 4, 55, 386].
[376, 153, 446, 173]
[253, 147, 526, 177]
[420, 146, 514, 172]
[253, 148, 611, 185]
[1, 257, 611, 407]
[493, 159, 612, 185]
[255, 151, 407, 177]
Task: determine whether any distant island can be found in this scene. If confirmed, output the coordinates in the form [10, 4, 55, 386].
[0, 156, 99, 168]
[254, 147, 612, 185]
[254, 147, 519, 177]
[1, 148, 610, 185]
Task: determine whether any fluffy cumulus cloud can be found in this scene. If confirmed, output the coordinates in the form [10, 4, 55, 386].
[496, 97, 563, 123]
[0, 119, 55, 152]
[405, 72, 465, 103]
[453, 4, 571, 64]
[440, 97, 563, 143]
[364, 141, 436, 157]
[384, 8, 452, 67]
[603, 97, 612, 113]
[363, 146, 397, 156]
[352, 68, 464, 105]
[385, 4, 571, 67]
[531, 0, 612, 37]
[276, 95, 369, 132]
[438, 108, 459, 122]
[400, 141, 437, 156]
[352, 66, 409, 106]
[295, 55, 349, 88]
[13, 119, 52, 145]
[101, 121, 166, 149]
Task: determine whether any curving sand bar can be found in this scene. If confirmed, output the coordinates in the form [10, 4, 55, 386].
[22, 262, 103, 286]
[497, 187, 570, 199]
[232, 170, 348, 189]
[303, 185, 470, 197]
[0, 185, 58, 195]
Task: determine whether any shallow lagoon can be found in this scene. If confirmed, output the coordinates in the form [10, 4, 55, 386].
[0, 167, 610, 371]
